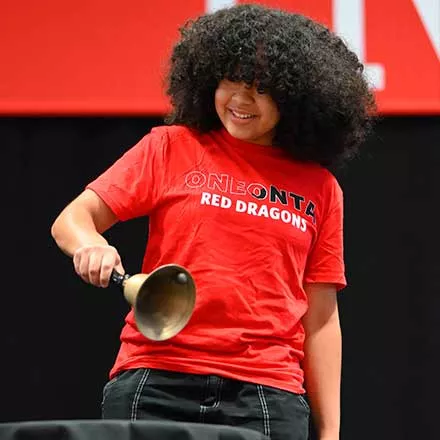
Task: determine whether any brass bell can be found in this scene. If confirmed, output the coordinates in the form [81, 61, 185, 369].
[111, 264, 196, 341]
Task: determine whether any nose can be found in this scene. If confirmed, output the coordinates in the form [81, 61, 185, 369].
[231, 84, 254, 104]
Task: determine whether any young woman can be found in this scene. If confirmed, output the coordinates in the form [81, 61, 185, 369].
[51, 4, 375, 440]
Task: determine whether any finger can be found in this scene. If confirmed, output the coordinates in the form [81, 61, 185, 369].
[88, 252, 102, 286]
[73, 250, 82, 277]
[75, 247, 95, 284]
[114, 259, 125, 276]
[78, 250, 94, 284]
[100, 251, 118, 288]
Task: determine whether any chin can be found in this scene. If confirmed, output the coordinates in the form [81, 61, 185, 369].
[225, 125, 253, 141]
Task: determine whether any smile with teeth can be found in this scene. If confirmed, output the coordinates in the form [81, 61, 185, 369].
[230, 109, 255, 119]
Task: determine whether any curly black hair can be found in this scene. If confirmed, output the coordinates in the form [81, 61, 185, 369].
[165, 4, 376, 168]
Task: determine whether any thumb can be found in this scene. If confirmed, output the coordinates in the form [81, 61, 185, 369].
[114, 260, 125, 275]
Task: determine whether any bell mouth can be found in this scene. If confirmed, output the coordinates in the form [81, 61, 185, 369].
[134, 264, 196, 341]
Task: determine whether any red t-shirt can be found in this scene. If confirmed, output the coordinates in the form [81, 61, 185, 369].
[87, 125, 346, 394]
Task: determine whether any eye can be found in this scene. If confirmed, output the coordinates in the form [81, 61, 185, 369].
[221, 79, 240, 89]
[255, 82, 267, 94]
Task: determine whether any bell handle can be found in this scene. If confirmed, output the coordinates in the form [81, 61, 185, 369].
[110, 270, 130, 288]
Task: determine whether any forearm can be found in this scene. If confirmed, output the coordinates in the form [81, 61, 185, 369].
[303, 314, 342, 439]
[51, 190, 119, 257]
[51, 207, 109, 257]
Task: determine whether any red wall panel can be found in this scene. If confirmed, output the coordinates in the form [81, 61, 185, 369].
[0, 0, 438, 115]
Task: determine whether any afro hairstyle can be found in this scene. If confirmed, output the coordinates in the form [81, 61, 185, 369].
[165, 3, 376, 168]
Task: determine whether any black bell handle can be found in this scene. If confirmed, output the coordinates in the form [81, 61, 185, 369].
[110, 270, 130, 288]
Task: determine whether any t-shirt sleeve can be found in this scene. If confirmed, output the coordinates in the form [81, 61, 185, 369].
[303, 175, 347, 291]
[86, 127, 168, 221]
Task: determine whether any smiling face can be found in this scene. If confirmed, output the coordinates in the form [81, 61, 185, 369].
[214, 79, 280, 146]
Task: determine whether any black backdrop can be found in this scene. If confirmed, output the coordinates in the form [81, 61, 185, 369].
[1, 116, 440, 440]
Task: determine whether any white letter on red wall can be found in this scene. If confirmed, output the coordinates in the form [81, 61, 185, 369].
[206, 0, 237, 13]
[412, 0, 440, 59]
[333, 0, 386, 90]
